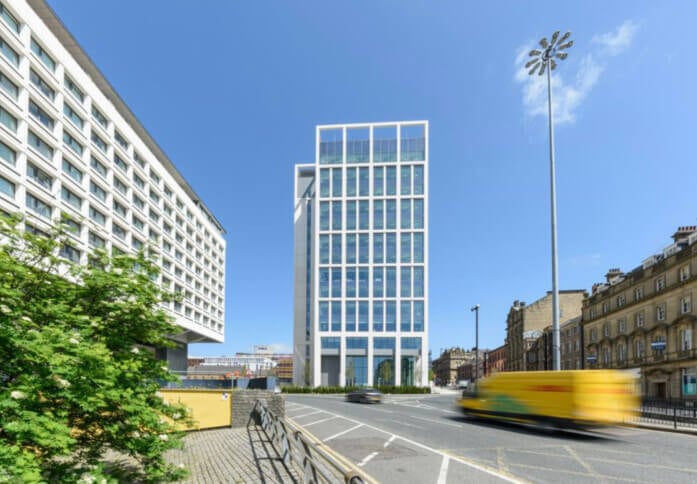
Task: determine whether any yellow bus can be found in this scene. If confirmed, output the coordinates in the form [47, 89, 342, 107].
[458, 370, 639, 429]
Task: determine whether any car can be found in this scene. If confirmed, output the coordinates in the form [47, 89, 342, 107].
[346, 388, 382, 403]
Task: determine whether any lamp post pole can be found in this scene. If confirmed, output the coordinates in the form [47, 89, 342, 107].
[525, 31, 573, 371]
[471, 305, 479, 383]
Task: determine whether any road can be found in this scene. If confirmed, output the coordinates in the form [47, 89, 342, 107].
[286, 393, 697, 484]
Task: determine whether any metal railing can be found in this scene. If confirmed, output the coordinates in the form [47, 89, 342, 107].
[638, 398, 697, 430]
[252, 400, 368, 484]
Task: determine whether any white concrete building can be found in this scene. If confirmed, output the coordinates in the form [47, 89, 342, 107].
[0, 0, 226, 370]
[294, 121, 429, 387]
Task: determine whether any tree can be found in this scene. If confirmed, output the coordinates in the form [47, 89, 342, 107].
[0, 217, 190, 482]
[377, 360, 394, 386]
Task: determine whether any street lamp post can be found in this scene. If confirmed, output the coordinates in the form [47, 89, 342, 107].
[525, 31, 573, 371]
[470, 305, 479, 383]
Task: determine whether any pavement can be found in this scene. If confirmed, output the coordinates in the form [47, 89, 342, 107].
[158, 391, 695, 483]
[166, 424, 302, 484]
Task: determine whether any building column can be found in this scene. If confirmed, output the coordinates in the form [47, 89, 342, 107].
[395, 342, 402, 386]
[339, 337, 346, 387]
[367, 337, 374, 386]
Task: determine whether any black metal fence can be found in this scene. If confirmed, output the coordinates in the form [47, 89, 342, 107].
[639, 398, 697, 430]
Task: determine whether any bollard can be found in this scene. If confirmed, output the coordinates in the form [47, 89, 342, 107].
[674, 407, 677, 429]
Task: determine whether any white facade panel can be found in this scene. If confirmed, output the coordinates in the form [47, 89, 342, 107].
[0, 0, 225, 344]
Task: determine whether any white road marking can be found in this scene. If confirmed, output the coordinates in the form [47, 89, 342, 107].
[384, 435, 396, 448]
[324, 423, 364, 442]
[293, 410, 323, 419]
[358, 451, 379, 467]
[304, 416, 338, 427]
[288, 403, 520, 483]
[437, 455, 450, 484]
[388, 419, 425, 429]
[412, 415, 465, 428]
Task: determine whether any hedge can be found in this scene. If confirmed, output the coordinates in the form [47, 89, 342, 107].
[282, 385, 430, 394]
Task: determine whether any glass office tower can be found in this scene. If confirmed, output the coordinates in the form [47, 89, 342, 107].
[294, 121, 428, 387]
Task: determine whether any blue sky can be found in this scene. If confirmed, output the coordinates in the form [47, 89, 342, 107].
[50, 1, 697, 358]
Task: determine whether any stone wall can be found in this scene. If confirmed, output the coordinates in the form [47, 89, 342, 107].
[231, 390, 285, 428]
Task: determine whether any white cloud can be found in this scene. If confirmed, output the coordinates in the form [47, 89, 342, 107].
[514, 21, 638, 125]
[592, 20, 640, 56]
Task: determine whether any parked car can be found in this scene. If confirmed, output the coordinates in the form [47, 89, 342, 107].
[346, 388, 382, 404]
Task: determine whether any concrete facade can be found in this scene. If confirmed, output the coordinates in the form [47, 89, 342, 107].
[0, 1, 226, 357]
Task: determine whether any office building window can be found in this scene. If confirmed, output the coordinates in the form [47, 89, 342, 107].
[373, 301, 384, 331]
[319, 302, 329, 331]
[26, 192, 51, 218]
[0, 139, 13, 167]
[346, 200, 356, 230]
[401, 267, 411, 297]
[62, 102, 83, 129]
[373, 233, 383, 263]
[345, 267, 356, 297]
[61, 186, 82, 210]
[373, 167, 383, 196]
[401, 233, 411, 263]
[386, 166, 396, 195]
[114, 153, 128, 173]
[359, 200, 369, 229]
[113, 200, 127, 218]
[373, 126, 397, 162]
[91, 131, 107, 153]
[331, 300, 341, 331]
[413, 301, 424, 331]
[90, 156, 107, 178]
[63, 131, 83, 156]
[114, 131, 128, 151]
[319, 201, 329, 230]
[413, 165, 424, 194]
[0, 173, 14, 198]
[89, 181, 106, 202]
[386, 302, 396, 331]
[400, 124, 425, 161]
[346, 127, 369, 163]
[27, 163, 52, 190]
[59, 244, 80, 263]
[112, 222, 126, 240]
[332, 201, 341, 230]
[373, 266, 383, 297]
[359, 267, 369, 297]
[683, 368, 696, 396]
[401, 166, 411, 195]
[359, 167, 369, 196]
[655, 276, 666, 292]
[413, 267, 424, 297]
[0, 3, 20, 33]
[319, 128, 342, 164]
[91, 105, 108, 129]
[401, 337, 421, 350]
[113, 177, 127, 196]
[331, 268, 341, 298]
[88, 231, 105, 249]
[681, 296, 692, 314]
[0, 103, 16, 132]
[62, 159, 83, 183]
[64, 75, 84, 103]
[358, 234, 369, 263]
[680, 265, 691, 282]
[0, 71, 18, 99]
[331, 167, 342, 197]
[331, 234, 341, 264]
[319, 234, 329, 263]
[0, 36, 19, 67]
[30, 69, 54, 100]
[89, 206, 105, 226]
[31, 38, 55, 72]
[635, 311, 644, 328]
[656, 304, 666, 321]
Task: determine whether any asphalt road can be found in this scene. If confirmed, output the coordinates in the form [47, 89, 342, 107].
[286, 393, 697, 484]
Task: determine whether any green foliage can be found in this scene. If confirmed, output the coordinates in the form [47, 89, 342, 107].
[281, 385, 431, 395]
[0, 216, 191, 482]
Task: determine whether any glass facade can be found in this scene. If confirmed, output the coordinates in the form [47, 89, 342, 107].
[311, 122, 427, 387]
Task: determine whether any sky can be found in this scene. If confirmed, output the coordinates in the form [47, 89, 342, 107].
[49, 0, 697, 358]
